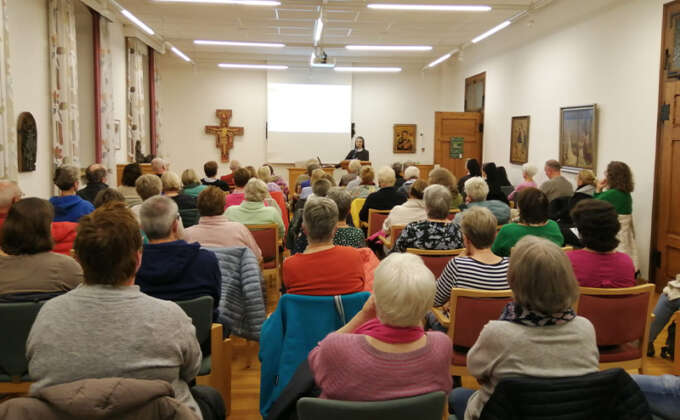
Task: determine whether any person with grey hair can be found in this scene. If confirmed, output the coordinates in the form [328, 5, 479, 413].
[292, 187, 366, 254]
[225, 178, 285, 238]
[358, 166, 407, 223]
[397, 165, 420, 196]
[450, 236, 598, 419]
[136, 195, 221, 320]
[151, 157, 167, 177]
[283, 197, 366, 295]
[77, 163, 108, 204]
[340, 159, 362, 187]
[392, 162, 406, 189]
[540, 159, 574, 201]
[393, 184, 463, 253]
[50, 164, 94, 222]
[508, 163, 538, 201]
[454, 177, 510, 225]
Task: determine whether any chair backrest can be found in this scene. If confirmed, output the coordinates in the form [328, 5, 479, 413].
[449, 288, 513, 348]
[179, 208, 200, 228]
[576, 284, 654, 347]
[175, 296, 214, 356]
[446, 209, 460, 220]
[297, 392, 446, 420]
[389, 224, 406, 249]
[405, 248, 465, 278]
[367, 209, 390, 237]
[269, 191, 289, 230]
[479, 368, 651, 420]
[248, 224, 279, 265]
[0, 301, 44, 380]
[350, 198, 366, 228]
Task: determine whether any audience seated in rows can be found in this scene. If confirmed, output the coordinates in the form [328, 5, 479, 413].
[507, 163, 537, 201]
[481, 162, 510, 205]
[202, 160, 230, 192]
[567, 200, 635, 288]
[257, 165, 283, 194]
[293, 187, 365, 254]
[553, 169, 597, 228]
[0, 198, 82, 301]
[151, 157, 167, 177]
[647, 274, 680, 358]
[455, 177, 510, 225]
[339, 159, 361, 187]
[394, 185, 463, 253]
[131, 174, 162, 219]
[224, 168, 251, 209]
[397, 165, 420, 196]
[182, 168, 208, 198]
[117, 163, 143, 207]
[283, 197, 366, 295]
[136, 196, 221, 320]
[50, 164, 95, 222]
[287, 178, 332, 250]
[428, 167, 463, 209]
[457, 158, 482, 196]
[382, 179, 427, 241]
[93, 187, 125, 208]
[77, 164, 108, 204]
[540, 159, 574, 202]
[450, 236, 599, 419]
[308, 253, 452, 401]
[359, 166, 407, 223]
[300, 168, 327, 201]
[492, 188, 564, 257]
[162, 171, 197, 210]
[392, 162, 406, 190]
[25, 202, 223, 419]
[184, 186, 262, 261]
[298, 160, 320, 192]
[348, 166, 377, 199]
[225, 178, 285, 238]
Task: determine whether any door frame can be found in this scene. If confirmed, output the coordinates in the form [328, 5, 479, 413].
[433, 111, 484, 176]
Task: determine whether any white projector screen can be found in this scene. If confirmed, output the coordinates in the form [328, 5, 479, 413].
[266, 78, 353, 163]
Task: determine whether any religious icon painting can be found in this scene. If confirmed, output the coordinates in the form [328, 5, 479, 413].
[559, 105, 597, 172]
[393, 124, 416, 153]
[509, 116, 530, 165]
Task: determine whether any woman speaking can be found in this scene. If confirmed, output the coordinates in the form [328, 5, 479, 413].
[345, 136, 369, 161]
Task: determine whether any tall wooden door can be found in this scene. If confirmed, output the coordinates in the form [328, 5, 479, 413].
[434, 112, 483, 180]
[653, 1, 680, 291]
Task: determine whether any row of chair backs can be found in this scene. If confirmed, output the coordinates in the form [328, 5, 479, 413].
[406, 248, 465, 278]
[367, 209, 390, 237]
[449, 289, 513, 348]
[176, 296, 213, 357]
[0, 301, 44, 382]
[248, 224, 279, 269]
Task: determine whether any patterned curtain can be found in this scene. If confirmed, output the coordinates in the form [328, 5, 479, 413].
[98, 16, 115, 181]
[126, 37, 146, 162]
[0, 0, 16, 180]
[151, 50, 163, 158]
[48, 0, 80, 168]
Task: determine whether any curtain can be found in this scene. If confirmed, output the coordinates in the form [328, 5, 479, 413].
[126, 37, 146, 162]
[151, 50, 163, 158]
[0, 0, 16, 180]
[99, 16, 115, 180]
[48, 0, 80, 168]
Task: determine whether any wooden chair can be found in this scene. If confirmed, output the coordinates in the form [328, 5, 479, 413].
[405, 248, 465, 278]
[446, 209, 460, 221]
[672, 311, 680, 375]
[350, 198, 366, 228]
[269, 191, 289, 231]
[576, 284, 655, 374]
[0, 301, 44, 394]
[248, 224, 281, 292]
[367, 209, 391, 237]
[378, 224, 406, 250]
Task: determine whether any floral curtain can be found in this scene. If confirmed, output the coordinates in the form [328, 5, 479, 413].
[151, 50, 163, 158]
[126, 37, 146, 162]
[48, 0, 80, 168]
[0, 0, 16, 180]
[99, 16, 116, 182]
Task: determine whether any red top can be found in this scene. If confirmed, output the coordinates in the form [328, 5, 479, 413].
[220, 173, 235, 188]
[283, 246, 366, 295]
[567, 249, 636, 288]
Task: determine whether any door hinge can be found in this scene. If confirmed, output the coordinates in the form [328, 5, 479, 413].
[653, 249, 662, 269]
[479, 123, 484, 133]
[661, 104, 671, 122]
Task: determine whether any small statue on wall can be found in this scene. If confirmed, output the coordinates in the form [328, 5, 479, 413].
[135, 141, 154, 163]
[17, 112, 37, 172]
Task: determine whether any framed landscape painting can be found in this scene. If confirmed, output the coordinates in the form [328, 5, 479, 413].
[559, 104, 597, 171]
[510, 116, 530, 164]
[393, 124, 416, 153]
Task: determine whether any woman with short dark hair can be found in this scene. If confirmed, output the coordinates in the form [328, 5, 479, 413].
[225, 168, 252, 209]
[482, 162, 510, 205]
[0, 198, 82, 299]
[117, 163, 143, 207]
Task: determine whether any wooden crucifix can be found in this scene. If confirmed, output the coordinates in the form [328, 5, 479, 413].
[205, 109, 244, 162]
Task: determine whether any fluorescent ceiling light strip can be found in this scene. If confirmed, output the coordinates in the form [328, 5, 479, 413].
[155, 0, 280, 5]
[346, 45, 432, 51]
[314, 17, 324, 44]
[427, 53, 452, 68]
[471, 20, 511, 43]
[171, 46, 192, 62]
[121, 9, 155, 35]
[367, 4, 491, 12]
[334, 66, 402, 73]
[218, 63, 288, 70]
[194, 40, 285, 48]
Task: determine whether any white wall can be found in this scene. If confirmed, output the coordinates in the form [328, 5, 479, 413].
[438, 0, 666, 278]
[76, 0, 95, 165]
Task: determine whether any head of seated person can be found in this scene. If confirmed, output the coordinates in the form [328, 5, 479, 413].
[306, 160, 321, 177]
[0, 180, 22, 220]
[135, 174, 163, 201]
[303, 197, 338, 249]
[377, 166, 396, 189]
[204, 160, 219, 179]
[312, 178, 332, 198]
[121, 163, 142, 188]
[348, 159, 361, 175]
[140, 196, 181, 244]
[1, 198, 54, 256]
[233, 168, 251, 191]
[404, 166, 420, 181]
[464, 176, 489, 204]
[424, 184, 452, 221]
[94, 188, 125, 208]
[517, 187, 549, 225]
[407, 179, 427, 201]
[161, 171, 182, 196]
[327, 187, 352, 224]
[151, 157, 166, 176]
[53, 165, 80, 195]
[428, 167, 460, 205]
[181, 168, 201, 189]
[461, 206, 498, 252]
[359, 166, 374, 185]
[83, 163, 107, 187]
[244, 178, 269, 203]
[571, 200, 619, 253]
[197, 187, 226, 218]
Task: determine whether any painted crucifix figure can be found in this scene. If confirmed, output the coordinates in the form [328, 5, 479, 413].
[205, 109, 244, 162]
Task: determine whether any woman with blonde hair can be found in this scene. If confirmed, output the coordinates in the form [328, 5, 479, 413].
[257, 166, 283, 194]
[428, 167, 463, 209]
[349, 166, 378, 199]
[180, 169, 207, 198]
[161, 171, 196, 211]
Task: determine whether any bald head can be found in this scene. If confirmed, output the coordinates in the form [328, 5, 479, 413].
[85, 163, 107, 184]
[151, 158, 166, 174]
[0, 181, 22, 213]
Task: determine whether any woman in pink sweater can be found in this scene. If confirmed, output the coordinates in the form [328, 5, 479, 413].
[507, 163, 538, 201]
[307, 253, 452, 401]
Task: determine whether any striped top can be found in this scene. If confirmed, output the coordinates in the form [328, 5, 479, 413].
[433, 256, 510, 307]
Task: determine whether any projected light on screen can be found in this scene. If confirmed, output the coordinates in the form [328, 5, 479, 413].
[267, 83, 352, 133]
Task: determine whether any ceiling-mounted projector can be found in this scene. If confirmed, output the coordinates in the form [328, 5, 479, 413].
[310, 51, 336, 68]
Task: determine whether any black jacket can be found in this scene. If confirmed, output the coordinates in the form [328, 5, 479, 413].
[77, 182, 108, 204]
[344, 149, 369, 161]
[358, 186, 407, 222]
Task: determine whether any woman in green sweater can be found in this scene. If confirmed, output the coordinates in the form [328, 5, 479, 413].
[492, 187, 564, 257]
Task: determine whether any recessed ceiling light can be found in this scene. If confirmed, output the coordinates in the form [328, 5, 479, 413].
[367, 4, 491, 12]
[120, 9, 155, 35]
[471, 20, 511, 43]
[194, 40, 285, 48]
[345, 45, 432, 51]
[171, 46, 192, 62]
[427, 53, 452, 68]
[155, 0, 281, 5]
[334, 66, 402, 73]
[218, 63, 288, 70]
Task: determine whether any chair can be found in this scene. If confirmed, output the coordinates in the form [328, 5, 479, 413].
[248, 224, 281, 292]
[297, 392, 446, 420]
[179, 208, 200, 228]
[176, 296, 232, 415]
[0, 301, 44, 393]
[406, 248, 465, 278]
[478, 368, 651, 420]
[576, 284, 655, 374]
[446, 209, 460, 221]
[367, 208, 391, 237]
[350, 198, 366, 228]
[378, 224, 406, 250]
[269, 191, 289, 230]
[444, 288, 513, 377]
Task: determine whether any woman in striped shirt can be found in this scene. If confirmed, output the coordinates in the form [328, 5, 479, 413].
[434, 206, 509, 308]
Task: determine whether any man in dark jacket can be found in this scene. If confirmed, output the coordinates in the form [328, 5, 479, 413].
[77, 163, 109, 204]
[136, 195, 221, 320]
[359, 166, 407, 223]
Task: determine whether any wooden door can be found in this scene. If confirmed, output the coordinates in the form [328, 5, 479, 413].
[434, 112, 483, 180]
[653, 1, 680, 291]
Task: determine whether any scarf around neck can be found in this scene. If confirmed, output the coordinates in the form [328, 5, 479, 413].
[500, 302, 576, 327]
[353, 318, 424, 344]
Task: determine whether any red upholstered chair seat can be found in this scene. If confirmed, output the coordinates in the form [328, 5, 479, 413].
[452, 351, 468, 366]
[598, 344, 641, 363]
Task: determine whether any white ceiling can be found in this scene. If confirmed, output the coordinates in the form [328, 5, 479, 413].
[115, 0, 543, 67]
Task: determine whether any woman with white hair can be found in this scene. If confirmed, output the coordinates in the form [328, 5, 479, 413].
[340, 159, 362, 187]
[508, 163, 537, 201]
[397, 166, 420, 196]
[450, 236, 599, 419]
[393, 185, 463, 253]
[358, 166, 407, 223]
[161, 171, 196, 210]
[307, 252, 452, 400]
[455, 177, 510, 225]
[225, 178, 285, 238]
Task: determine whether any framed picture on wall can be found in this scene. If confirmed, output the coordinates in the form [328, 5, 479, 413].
[559, 104, 597, 171]
[509, 116, 530, 165]
[393, 124, 417, 153]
